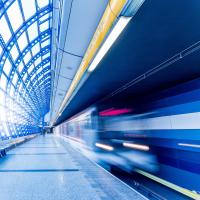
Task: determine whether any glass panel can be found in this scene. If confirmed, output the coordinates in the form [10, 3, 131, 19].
[23, 73, 28, 81]
[7, 1, 23, 32]
[28, 22, 38, 42]
[28, 64, 34, 74]
[41, 39, 50, 48]
[18, 32, 28, 51]
[12, 73, 18, 85]
[0, 16, 11, 43]
[21, 0, 36, 20]
[23, 52, 31, 65]
[3, 59, 12, 76]
[38, 74, 42, 80]
[10, 45, 19, 61]
[3, 122, 10, 136]
[19, 83, 23, 91]
[10, 85, 15, 97]
[31, 73, 36, 81]
[37, 67, 42, 74]
[42, 63, 47, 69]
[31, 43, 40, 56]
[0, 90, 5, 105]
[18, 62, 24, 73]
[26, 81, 30, 88]
[40, 21, 49, 32]
[40, 13, 50, 22]
[38, 0, 49, 8]
[42, 52, 50, 60]
[0, 73, 7, 90]
[0, 0, 51, 138]
[0, 108, 6, 122]
[0, 45, 2, 56]
[35, 57, 41, 66]
[41, 35, 49, 42]
[43, 70, 50, 76]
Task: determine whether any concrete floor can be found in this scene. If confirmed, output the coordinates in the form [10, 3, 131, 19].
[0, 135, 146, 200]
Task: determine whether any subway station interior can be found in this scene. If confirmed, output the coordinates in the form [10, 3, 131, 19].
[0, 0, 200, 199]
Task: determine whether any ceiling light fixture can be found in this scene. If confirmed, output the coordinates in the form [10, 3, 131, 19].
[88, 16, 132, 72]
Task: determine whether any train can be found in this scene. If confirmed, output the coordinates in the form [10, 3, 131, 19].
[54, 78, 200, 193]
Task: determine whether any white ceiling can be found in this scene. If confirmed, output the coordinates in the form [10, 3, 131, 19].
[50, 0, 109, 121]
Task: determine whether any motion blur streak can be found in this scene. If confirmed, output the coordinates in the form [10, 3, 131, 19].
[95, 143, 114, 151]
[99, 108, 132, 116]
[123, 143, 150, 151]
[54, 78, 200, 193]
[178, 143, 200, 148]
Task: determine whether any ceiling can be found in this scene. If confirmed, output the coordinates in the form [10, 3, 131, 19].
[50, 0, 109, 122]
[55, 0, 200, 125]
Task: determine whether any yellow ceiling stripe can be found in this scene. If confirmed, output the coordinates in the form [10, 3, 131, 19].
[55, 0, 127, 122]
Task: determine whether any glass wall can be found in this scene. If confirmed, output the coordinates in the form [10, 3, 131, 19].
[0, 0, 52, 139]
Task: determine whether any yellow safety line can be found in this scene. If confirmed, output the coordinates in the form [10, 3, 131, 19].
[54, 0, 127, 123]
[135, 169, 200, 200]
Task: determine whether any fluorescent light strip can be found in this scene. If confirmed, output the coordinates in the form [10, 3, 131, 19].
[178, 143, 200, 148]
[123, 142, 150, 151]
[88, 16, 132, 72]
[95, 143, 114, 151]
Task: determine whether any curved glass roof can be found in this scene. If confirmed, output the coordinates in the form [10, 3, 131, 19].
[0, 0, 52, 138]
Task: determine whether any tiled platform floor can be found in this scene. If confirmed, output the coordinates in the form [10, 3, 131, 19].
[0, 135, 146, 200]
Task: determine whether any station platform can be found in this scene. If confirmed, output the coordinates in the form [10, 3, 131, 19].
[0, 135, 146, 200]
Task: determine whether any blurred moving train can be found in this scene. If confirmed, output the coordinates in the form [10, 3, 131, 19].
[54, 78, 200, 193]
